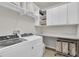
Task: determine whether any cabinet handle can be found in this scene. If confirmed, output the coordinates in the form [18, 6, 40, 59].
[32, 47, 34, 49]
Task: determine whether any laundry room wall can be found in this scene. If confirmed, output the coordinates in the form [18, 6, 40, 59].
[0, 6, 35, 36]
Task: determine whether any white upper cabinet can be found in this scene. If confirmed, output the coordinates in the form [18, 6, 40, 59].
[67, 3, 79, 24]
[23, 2, 40, 18]
[47, 3, 79, 26]
[47, 4, 67, 25]
[27, 2, 34, 13]
[0, 2, 39, 18]
[57, 4, 67, 25]
[0, 2, 24, 14]
[10, 2, 20, 7]
[33, 3, 40, 16]
[47, 7, 58, 25]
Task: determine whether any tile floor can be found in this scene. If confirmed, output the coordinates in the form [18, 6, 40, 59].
[43, 48, 64, 57]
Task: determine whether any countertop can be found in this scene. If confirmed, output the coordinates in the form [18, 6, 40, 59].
[39, 34, 79, 40]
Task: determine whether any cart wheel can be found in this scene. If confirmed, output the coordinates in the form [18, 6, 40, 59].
[55, 54, 57, 56]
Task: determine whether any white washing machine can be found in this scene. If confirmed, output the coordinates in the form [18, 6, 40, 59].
[21, 35, 45, 57]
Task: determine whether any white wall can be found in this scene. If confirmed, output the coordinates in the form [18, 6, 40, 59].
[42, 25, 77, 35]
[0, 6, 35, 36]
[35, 26, 43, 35]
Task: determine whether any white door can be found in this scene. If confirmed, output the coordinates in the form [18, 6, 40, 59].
[47, 4, 67, 25]
[67, 3, 79, 24]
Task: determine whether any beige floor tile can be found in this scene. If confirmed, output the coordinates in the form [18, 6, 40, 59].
[43, 48, 64, 57]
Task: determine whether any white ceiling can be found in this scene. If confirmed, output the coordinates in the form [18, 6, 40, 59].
[34, 2, 68, 9]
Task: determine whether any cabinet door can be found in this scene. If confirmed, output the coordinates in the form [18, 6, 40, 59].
[47, 4, 67, 25]
[32, 44, 44, 57]
[10, 2, 20, 7]
[23, 2, 34, 13]
[57, 4, 67, 25]
[47, 7, 56, 25]
[33, 3, 40, 16]
[19, 2, 24, 8]
[68, 3, 79, 24]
